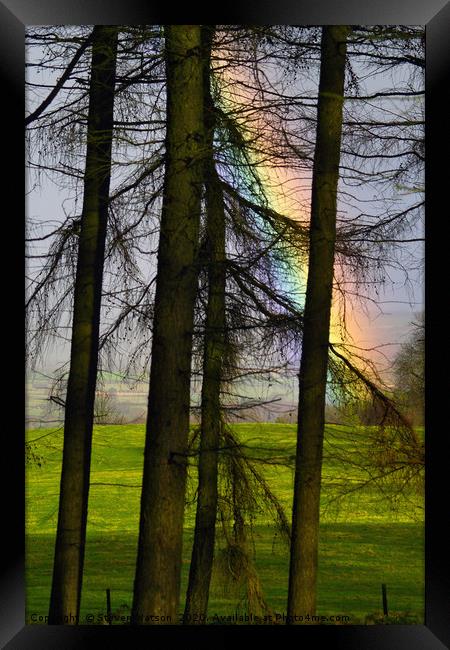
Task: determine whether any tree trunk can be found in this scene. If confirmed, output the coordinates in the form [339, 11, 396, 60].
[48, 26, 118, 625]
[287, 25, 349, 623]
[131, 25, 205, 625]
[184, 26, 226, 624]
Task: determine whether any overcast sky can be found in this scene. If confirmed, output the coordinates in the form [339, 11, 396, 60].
[25, 26, 424, 379]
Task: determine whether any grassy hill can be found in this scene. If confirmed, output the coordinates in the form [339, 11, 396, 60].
[25, 422, 424, 624]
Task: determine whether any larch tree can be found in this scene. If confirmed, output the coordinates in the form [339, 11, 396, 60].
[393, 312, 424, 426]
[183, 25, 227, 623]
[48, 25, 118, 624]
[287, 24, 350, 622]
[131, 24, 205, 624]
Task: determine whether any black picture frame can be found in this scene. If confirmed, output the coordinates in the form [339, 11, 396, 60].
[7, 1, 449, 647]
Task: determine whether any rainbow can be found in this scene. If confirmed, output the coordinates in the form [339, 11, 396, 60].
[215, 57, 374, 365]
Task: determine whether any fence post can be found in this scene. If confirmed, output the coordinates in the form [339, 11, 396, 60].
[381, 583, 388, 617]
[106, 588, 112, 624]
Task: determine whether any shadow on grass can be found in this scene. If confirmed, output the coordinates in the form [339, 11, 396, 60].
[26, 521, 423, 625]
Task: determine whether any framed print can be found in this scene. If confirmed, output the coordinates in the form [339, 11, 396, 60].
[5, 0, 449, 647]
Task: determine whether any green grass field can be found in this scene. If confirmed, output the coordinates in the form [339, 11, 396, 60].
[25, 423, 424, 625]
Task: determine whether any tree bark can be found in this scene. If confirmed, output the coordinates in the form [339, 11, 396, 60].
[287, 25, 349, 623]
[48, 26, 118, 625]
[183, 26, 226, 624]
[131, 25, 205, 625]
